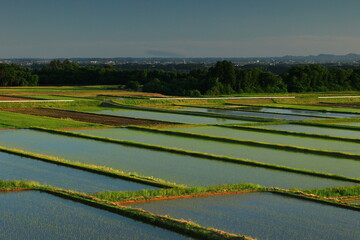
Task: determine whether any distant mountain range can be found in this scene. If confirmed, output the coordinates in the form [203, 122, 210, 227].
[1, 53, 360, 65]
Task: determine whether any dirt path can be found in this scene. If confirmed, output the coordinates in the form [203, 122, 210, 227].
[2, 108, 177, 126]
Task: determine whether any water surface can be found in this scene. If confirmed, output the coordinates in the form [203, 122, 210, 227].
[0, 191, 189, 240]
[167, 125, 360, 155]
[258, 107, 360, 118]
[94, 109, 253, 124]
[260, 124, 360, 139]
[0, 151, 155, 193]
[0, 129, 353, 189]
[181, 107, 319, 120]
[74, 127, 360, 179]
[132, 192, 360, 240]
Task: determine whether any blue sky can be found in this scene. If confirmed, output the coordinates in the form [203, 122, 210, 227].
[1, 0, 359, 58]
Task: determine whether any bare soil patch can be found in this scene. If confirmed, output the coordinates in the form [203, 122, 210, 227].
[2, 108, 177, 126]
[0, 96, 35, 101]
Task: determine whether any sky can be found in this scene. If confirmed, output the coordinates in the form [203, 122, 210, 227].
[0, 0, 360, 58]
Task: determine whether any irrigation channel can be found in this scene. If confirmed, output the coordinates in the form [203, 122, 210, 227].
[0, 191, 190, 240]
[0, 129, 353, 189]
[73, 127, 360, 179]
[179, 107, 322, 120]
[259, 124, 360, 138]
[0, 151, 157, 193]
[92, 109, 255, 124]
[131, 192, 360, 240]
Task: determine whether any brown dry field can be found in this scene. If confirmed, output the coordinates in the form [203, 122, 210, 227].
[2, 108, 177, 126]
[0, 96, 34, 101]
[4, 91, 167, 98]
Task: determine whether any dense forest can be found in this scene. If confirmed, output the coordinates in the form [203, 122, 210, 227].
[2, 60, 360, 96]
[0, 64, 38, 86]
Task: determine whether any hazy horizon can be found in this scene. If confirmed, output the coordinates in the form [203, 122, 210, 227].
[1, 0, 360, 58]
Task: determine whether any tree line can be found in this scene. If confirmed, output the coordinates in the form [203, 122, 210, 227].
[2, 60, 360, 95]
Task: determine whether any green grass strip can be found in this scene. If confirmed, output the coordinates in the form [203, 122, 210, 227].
[129, 125, 360, 161]
[0, 145, 181, 188]
[32, 127, 360, 183]
[269, 188, 360, 211]
[108, 101, 272, 122]
[303, 185, 360, 198]
[0, 180, 42, 190]
[92, 183, 264, 202]
[220, 124, 360, 143]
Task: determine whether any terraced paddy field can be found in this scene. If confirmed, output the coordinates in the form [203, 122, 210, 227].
[74, 127, 360, 179]
[131, 192, 360, 240]
[0, 151, 156, 193]
[180, 107, 320, 120]
[251, 106, 360, 118]
[330, 121, 360, 127]
[259, 124, 360, 138]
[93, 109, 254, 124]
[0, 129, 353, 188]
[0, 191, 189, 240]
[165, 125, 360, 155]
[1, 87, 360, 239]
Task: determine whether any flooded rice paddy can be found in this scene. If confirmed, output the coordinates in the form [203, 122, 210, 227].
[260, 124, 360, 138]
[180, 107, 320, 120]
[74, 127, 360, 179]
[0, 151, 155, 193]
[93, 109, 253, 124]
[131, 192, 360, 240]
[0, 129, 353, 188]
[0, 191, 189, 240]
[167, 125, 360, 155]
[255, 107, 360, 118]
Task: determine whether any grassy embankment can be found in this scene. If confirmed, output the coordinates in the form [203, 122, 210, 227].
[93, 183, 264, 203]
[32, 127, 360, 183]
[0, 145, 181, 188]
[92, 183, 360, 211]
[220, 124, 360, 143]
[129, 125, 360, 161]
[0, 180, 253, 240]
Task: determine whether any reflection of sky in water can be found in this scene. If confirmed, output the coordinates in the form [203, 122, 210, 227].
[0, 191, 187, 240]
[182, 107, 319, 120]
[132, 192, 360, 240]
